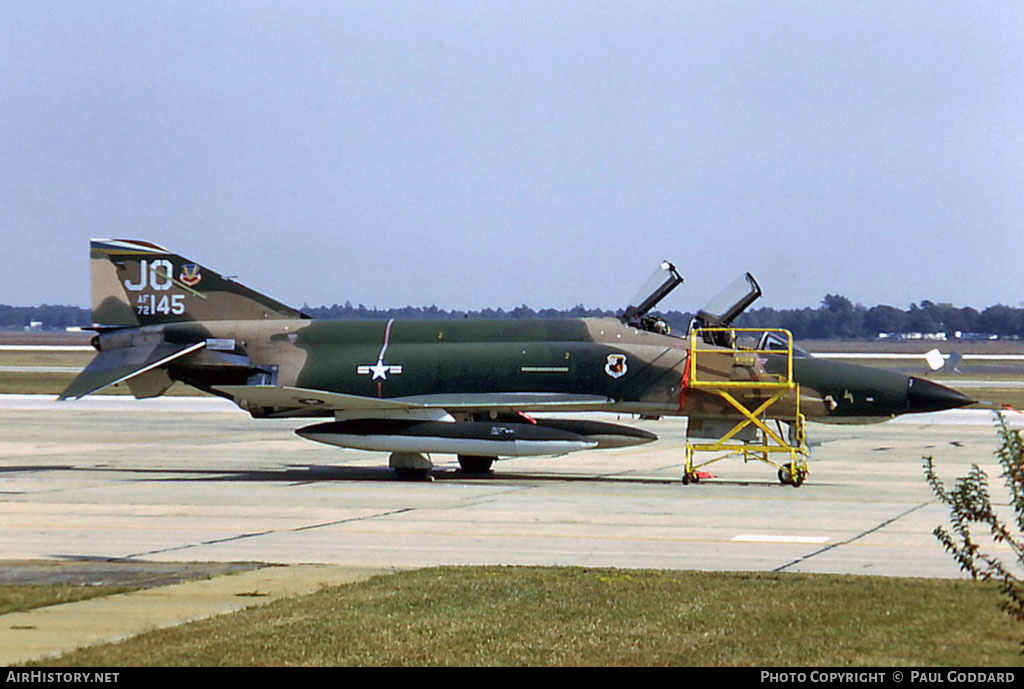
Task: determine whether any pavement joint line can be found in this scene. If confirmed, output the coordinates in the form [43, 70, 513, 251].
[431, 480, 547, 512]
[772, 501, 934, 573]
[122, 507, 419, 559]
[0, 563, 388, 666]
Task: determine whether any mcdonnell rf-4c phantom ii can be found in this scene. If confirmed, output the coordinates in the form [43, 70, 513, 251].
[61, 240, 974, 485]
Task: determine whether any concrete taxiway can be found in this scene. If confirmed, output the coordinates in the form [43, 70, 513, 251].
[2, 395, 1021, 579]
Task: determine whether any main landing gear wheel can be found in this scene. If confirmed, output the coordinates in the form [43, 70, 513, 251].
[777, 463, 806, 487]
[395, 468, 431, 481]
[389, 452, 432, 481]
[458, 455, 495, 474]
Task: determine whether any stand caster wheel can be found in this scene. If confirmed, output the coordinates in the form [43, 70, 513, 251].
[778, 463, 806, 487]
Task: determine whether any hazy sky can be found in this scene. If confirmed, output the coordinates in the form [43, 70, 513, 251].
[3, 2, 1022, 313]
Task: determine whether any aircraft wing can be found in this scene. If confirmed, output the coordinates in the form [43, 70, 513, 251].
[58, 342, 206, 401]
[391, 392, 615, 410]
[212, 385, 613, 415]
[213, 385, 425, 412]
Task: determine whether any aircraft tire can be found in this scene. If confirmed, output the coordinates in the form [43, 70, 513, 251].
[458, 455, 495, 474]
[395, 468, 431, 481]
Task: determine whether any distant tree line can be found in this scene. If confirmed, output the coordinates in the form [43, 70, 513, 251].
[733, 295, 1024, 340]
[3, 296, 1023, 339]
[301, 301, 622, 322]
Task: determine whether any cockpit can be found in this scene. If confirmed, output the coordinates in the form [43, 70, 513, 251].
[621, 261, 683, 335]
[691, 272, 761, 348]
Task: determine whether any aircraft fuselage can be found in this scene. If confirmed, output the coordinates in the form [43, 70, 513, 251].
[99, 316, 970, 423]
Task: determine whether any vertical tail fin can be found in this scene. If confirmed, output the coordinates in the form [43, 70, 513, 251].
[90, 239, 309, 327]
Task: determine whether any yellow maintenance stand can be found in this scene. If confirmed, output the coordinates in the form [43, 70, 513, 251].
[682, 327, 810, 486]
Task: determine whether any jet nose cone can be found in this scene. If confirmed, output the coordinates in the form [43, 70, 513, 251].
[907, 376, 974, 413]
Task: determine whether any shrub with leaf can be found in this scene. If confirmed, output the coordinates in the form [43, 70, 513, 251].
[923, 412, 1024, 652]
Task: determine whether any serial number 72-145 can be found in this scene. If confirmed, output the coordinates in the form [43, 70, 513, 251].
[137, 293, 185, 315]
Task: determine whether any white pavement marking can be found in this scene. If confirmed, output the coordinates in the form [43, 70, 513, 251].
[732, 535, 830, 544]
[0, 366, 83, 373]
[0, 345, 93, 351]
[0, 393, 236, 411]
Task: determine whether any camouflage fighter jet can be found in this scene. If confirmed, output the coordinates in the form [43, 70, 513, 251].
[61, 240, 974, 482]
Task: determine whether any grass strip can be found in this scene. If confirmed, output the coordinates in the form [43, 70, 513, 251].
[35, 566, 1024, 667]
[1, 585, 136, 616]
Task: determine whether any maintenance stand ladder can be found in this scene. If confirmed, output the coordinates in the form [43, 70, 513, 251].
[683, 327, 810, 487]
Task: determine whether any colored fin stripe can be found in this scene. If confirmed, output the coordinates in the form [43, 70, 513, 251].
[91, 239, 173, 255]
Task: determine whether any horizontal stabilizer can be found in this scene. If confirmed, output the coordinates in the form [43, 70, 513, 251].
[58, 342, 205, 400]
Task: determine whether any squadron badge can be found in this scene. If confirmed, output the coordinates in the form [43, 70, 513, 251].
[604, 353, 628, 379]
[179, 263, 202, 287]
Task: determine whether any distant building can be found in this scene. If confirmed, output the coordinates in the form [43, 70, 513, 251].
[953, 331, 999, 341]
[878, 331, 1001, 341]
[876, 332, 948, 341]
